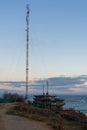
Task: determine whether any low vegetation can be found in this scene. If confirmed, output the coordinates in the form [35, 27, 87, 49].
[7, 103, 67, 130]
[59, 109, 87, 130]
[3, 92, 24, 102]
[60, 109, 87, 124]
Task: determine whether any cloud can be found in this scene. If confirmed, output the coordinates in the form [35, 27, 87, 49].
[0, 75, 87, 94]
[69, 87, 87, 93]
[34, 75, 87, 87]
[33, 75, 87, 94]
[48, 76, 87, 86]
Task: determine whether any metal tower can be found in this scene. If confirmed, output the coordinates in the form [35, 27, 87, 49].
[26, 4, 29, 99]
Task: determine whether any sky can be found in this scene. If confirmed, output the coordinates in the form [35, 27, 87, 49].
[0, 0, 87, 94]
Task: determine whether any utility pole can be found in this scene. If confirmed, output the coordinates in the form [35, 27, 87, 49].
[26, 4, 29, 99]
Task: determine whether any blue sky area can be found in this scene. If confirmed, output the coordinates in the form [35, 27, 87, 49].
[0, 0, 87, 94]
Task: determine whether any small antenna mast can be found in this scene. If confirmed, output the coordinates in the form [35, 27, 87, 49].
[26, 4, 29, 99]
[46, 80, 48, 95]
[43, 84, 45, 95]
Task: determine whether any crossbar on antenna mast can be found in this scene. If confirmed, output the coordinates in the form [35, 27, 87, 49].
[26, 4, 29, 99]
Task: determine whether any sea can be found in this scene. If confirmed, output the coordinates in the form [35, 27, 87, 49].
[57, 95, 87, 115]
[29, 94, 87, 115]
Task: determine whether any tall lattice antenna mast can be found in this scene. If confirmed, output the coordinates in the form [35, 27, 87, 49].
[26, 4, 29, 99]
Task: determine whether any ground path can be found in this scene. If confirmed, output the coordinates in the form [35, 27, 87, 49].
[0, 103, 52, 130]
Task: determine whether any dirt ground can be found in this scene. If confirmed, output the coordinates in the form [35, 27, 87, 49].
[0, 103, 52, 130]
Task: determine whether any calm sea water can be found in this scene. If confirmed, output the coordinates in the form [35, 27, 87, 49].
[57, 95, 87, 115]
[29, 94, 87, 115]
